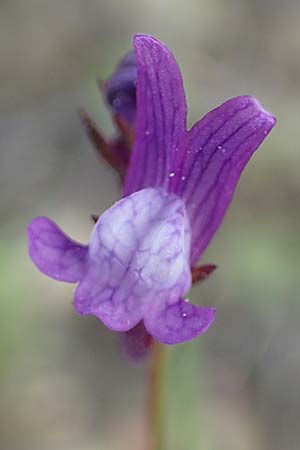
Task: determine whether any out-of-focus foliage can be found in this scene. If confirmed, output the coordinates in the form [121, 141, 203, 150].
[0, 1, 299, 449]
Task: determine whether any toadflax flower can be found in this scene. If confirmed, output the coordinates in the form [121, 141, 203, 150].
[28, 34, 276, 345]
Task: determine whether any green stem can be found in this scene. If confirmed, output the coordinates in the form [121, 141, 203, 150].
[147, 342, 168, 450]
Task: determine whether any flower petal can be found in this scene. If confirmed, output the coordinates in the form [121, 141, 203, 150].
[124, 34, 187, 196]
[28, 217, 88, 283]
[74, 257, 143, 331]
[144, 297, 216, 344]
[169, 95, 276, 264]
[74, 188, 191, 333]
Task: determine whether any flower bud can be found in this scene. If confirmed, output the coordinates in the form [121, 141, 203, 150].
[104, 51, 136, 124]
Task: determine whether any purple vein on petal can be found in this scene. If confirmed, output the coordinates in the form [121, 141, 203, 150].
[169, 98, 253, 197]
[167, 96, 276, 264]
[187, 114, 262, 220]
[190, 119, 272, 254]
[124, 34, 187, 196]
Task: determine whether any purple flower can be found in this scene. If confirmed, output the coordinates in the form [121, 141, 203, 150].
[104, 50, 137, 124]
[28, 34, 276, 345]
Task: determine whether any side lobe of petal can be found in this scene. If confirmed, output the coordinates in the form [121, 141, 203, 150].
[28, 217, 88, 283]
[144, 297, 216, 344]
[124, 34, 187, 196]
[169, 95, 276, 264]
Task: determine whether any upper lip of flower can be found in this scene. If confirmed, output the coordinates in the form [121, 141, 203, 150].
[27, 34, 276, 345]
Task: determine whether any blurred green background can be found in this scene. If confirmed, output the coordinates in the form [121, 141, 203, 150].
[1, 0, 300, 449]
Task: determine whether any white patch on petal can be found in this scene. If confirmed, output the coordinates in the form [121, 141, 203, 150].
[79, 188, 191, 330]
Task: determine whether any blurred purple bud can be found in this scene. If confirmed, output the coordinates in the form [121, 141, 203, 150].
[121, 321, 153, 362]
[104, 51, 137, 124]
